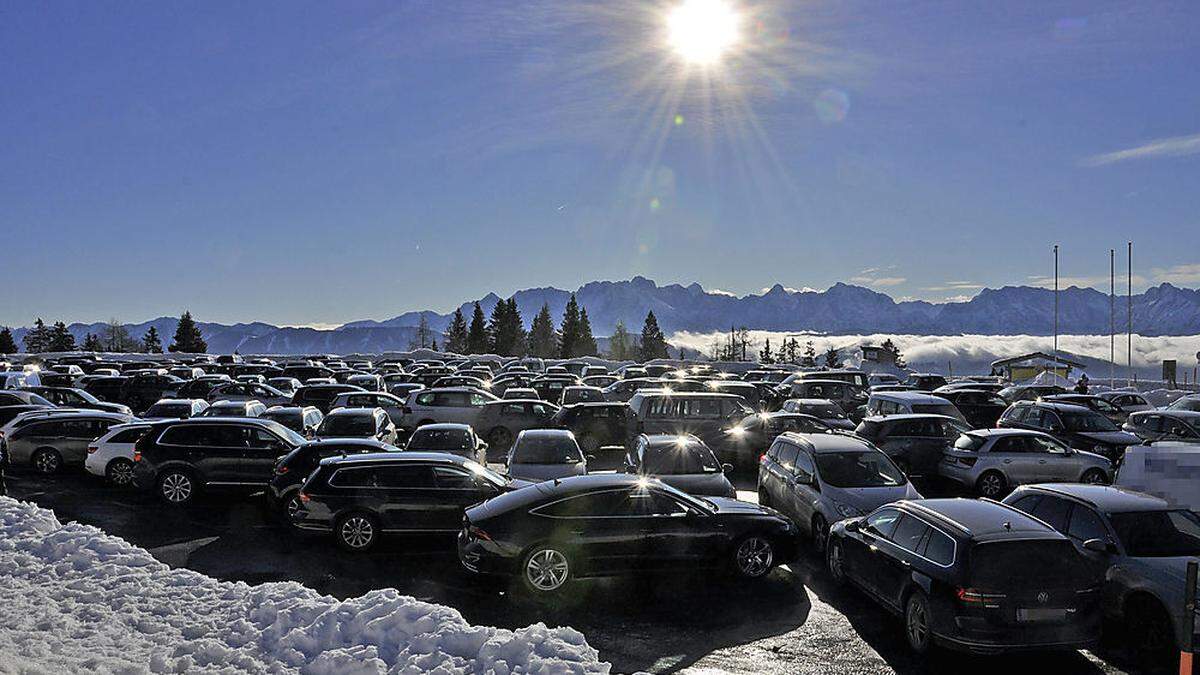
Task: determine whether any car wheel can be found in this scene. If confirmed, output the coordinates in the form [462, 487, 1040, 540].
[827, 538, 846, 584]
[811, 515, 829, 555]
[32, 448, 62, 475]
[488, 427, 513, 448]
[158, 470, 196, 505]
[522, 545, 571, 594]
[1127, 595, 1175, 662]
[280, 490, 303, 524]
[1081, 468, 1108, 485]
[976, 471, 1007, 498]
[336, 513, 379, 552]
[732, 534, 775, 579]
[905, 591, 934, 654]
[106, 458, 135, 487]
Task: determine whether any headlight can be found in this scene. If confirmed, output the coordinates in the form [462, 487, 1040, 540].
[834, 501, 862, 518]
[727, 427, 745, 437]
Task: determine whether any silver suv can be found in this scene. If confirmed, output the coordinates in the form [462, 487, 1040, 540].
[940, 428, 1111, 498]
[4, 410, 134, 474]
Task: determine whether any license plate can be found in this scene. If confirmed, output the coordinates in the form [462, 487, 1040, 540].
[1016, 608, 1067, 622]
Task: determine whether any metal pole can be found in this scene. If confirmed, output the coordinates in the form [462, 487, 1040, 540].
[1128, 241, 1133, 387]
[1053, 245, 1059, 377]
[1110, 249, 1115, 389]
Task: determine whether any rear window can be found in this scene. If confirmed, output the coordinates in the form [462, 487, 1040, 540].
[512, 435, 582, 464]
[408, 428, 472, 450]
[319, 414, 375, 436]
[969, 540, 1083, 588]
[953, 434, 986, 451]
[643, 443, 721, 474]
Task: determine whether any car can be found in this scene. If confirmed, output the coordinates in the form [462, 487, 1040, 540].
[549, 402, 631, 454]
[131, 417, 307, 504]
[778, 379, 867, 416]
[0, 370, 42, 389]
[0, 403, 54, 429]
[0, 389, 56, 407]
[559, 385, 605, 406]
[23, 386, 132, 415]
[501, 387, 539, 400]
[1043, 394, 1128, 424]
[905, 373, 949, 391]
[998, 383, 1066, 404]
[401, 387, 497, 427]
[458, 474, 800, 594]
[623, 434, 734, 498]
[403, 423, 488, 465]
[627, 391, 755, 449]
[81, 375, 129, 403]
[996, 401, 1141, 463]
[582, 374, 619, 389]
[1122, 409, 1200, 443]
[387, 382, 425, 400]
[935, 389, 1008, 428]
[704, 381, 764, 410]
[473, 399, 558, 449]
[758, 432, 920, 552]
[266, 377, 303, 396]
[939, 428, 1111, 498]
[199, 399, 267, 418]
[719, 411, 834, 467]
[293, 452, 513, 551]
[315, 407, 398, 445]
[779, 368, 871, 391]
[1096, 391, 1155, 415]
[292, 383, 367, 414]
[865, 391, 966, 424]
[432, 375, 488, 391]
[868, 373, 903, 387]
[120, 373, 185, 412]
[260, 405, 324, 437]
[329, 391, 407, 429]
[854, 414, 969, 476]
[933, 381, 1007, 396]
[506, 429, 588, 482]
[779, 398, 856, 430]
[4, 410, 135, 474]
[826, 498, 1102, 654]
[1003, 484, 1200, 659]
[266, 438, 397, 520]
[83, 422, 153, 486]
[1166, 395, 1200, 413]
[602, 377, 665, 403]
[531, 376, 580, 403]
[205, 382, 291, 407]
[343, 373, 385, 392]
[173, 376, 232, 400]
[142, 398, 210, 420]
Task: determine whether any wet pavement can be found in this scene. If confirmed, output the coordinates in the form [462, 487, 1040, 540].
[6, 465, 1161, 674]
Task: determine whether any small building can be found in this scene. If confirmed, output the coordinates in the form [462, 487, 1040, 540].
[990, 352, 1086, 382]
[860, 344, 898, 367]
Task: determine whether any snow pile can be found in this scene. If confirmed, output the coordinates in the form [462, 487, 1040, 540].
[0, 497, 608, 674]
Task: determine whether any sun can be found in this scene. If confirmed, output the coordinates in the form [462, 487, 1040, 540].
[666, 0, 741, 65]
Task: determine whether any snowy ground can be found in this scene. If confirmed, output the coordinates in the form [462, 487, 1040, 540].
[0, 497, 608, 674]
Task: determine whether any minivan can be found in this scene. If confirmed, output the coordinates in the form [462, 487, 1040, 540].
[626, 391, 755, 448]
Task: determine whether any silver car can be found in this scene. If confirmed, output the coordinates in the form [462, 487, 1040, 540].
[940, 428, 1111, 498]
[506, 429, 587, 482]
[4, 410, 134, 474]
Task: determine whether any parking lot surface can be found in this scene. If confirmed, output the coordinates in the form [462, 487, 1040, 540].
[9, 467, 1149, 674]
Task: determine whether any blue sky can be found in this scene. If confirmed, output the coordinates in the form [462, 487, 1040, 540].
[2, 0, 1198, 328]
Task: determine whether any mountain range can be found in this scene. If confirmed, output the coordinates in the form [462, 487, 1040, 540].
[7, 277, 1200, 355]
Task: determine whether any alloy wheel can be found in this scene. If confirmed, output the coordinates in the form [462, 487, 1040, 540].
[735, 536, 774, 578]
[979, 473, 1005, 497]
[828, 540, 845, 583]
[340, 516, 375, 549]
[160, 473, 193, 503]
[34, 450, 60, 474]
[906, 594, 931, 652]
[525, 548, 570, 592]
[1082, 469, 1106, 485]
[108, 460, 134, 486]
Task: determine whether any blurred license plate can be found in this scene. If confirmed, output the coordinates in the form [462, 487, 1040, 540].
[1017, 608, 1067, 622]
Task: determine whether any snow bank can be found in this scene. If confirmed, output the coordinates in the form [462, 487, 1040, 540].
[0, 497, 608, 674]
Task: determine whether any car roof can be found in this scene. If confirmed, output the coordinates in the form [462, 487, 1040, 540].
[1142, 409, 1200, 420]
[871, 391, 953, 403]
[962, 427, 1047, 438]
[861, 413, 961, 423]
[413, 422, 471, 431]
[518, 428, 575, 438]
[157, 416, 276, 427]
[1018, 400, 1092, 413]
[793, 378, 853, 386]
[895, 498, 1061, 540]
[325, 406, 382, 416]
[320, 451, 468, 467]
[1017, 484, 1171, 512]
[778, 431, 873, 453]
[300, 438, 391, 450]
[787, 398, 840, 405]
[639, 433, 702, 447]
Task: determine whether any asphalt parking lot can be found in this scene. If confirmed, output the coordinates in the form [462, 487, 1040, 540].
[7, 464, 1158, 675]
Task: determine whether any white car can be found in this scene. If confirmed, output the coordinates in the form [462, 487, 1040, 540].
[84, 422, 153, 486]
[402, 387, 497, 427]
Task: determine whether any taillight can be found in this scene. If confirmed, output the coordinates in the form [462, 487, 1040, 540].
[956, 588, 1005, 607]
[87, 446, 99, 454]
[275, 465, 289, 475]
[759, 453, 766, 463]
[469, 526, 492, 542]
[298, 492, 310, 503]
[132, 451, 142, 462]
[958, 456, 977, 467]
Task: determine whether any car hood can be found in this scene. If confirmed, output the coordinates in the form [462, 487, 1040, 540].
[707, 496, 768, 515]
[1075, 430, 1141, 446]
[508, 462, 586, 482]
[823, 482, 920, 514]
[824, 418, 857, 430]
[655, 472, 735, 498]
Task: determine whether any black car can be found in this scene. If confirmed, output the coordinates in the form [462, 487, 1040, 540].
[120, 373, 184, 412]
[25, 386, 132, 415]
[82, 375, 129, 403]
[549, 402, 631, 453]
[473, 399, 557, 449]
[0, 390, 56, 408]
[826, 498, 1102, 654]
[937, 389, 1008, 429]
[293, 452, 511, 551]
[131, 417, 307, 504]
[292, 383, 366, 414]
[267, 438, 396, 519]
[0, 404, 53, 428]
[624, 434, 735, 498]
[404, 423, 488, 465]
[996, 401, 1141, 462]
[174, 377, 229, 400]
[1123, 409, 1200, 443]
[458, 474, 799, 595]
[718, 412, 833, 467]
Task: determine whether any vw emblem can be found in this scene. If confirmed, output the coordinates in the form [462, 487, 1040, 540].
[1036, 591, 1049, 604]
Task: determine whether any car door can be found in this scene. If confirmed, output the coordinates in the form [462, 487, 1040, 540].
[766, 441, 799, 520]
[788, 447, 820, 533]
[986, 436, 1030, 483]
[534, 489, 640, 574]
[1027, 434, 1080, 481]
[196, 424, 246, 483]
[869, 514, 932, 611]
[628, 488, 721, 569]
[430, 466, 496, 531]
[844, 507, 902, 595]
[372, 464, 438, 531]
[241, 426, 291, 483]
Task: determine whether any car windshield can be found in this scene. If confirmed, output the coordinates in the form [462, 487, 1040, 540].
[145, 403, 190, 417]
[643, 443, 722, 474]
[1168, 397, 1200, 412]
[803, 403, 844, 418]
[69, 389, 101, 404]
[815, 451, 905, 488]
[1060, 410, 1118, 432]
[1109, 510, 1200, 557]
[512, 435, 581, 463]
[319, 415, 375, 436]
[953, 434, 986, 451]
[408, 428, 471, 450]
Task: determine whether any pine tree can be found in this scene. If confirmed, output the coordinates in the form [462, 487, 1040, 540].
[466, 302, 489, 354]
[558, 294, 582, 358]
[409, 314, 434, 349]
[22, 318, 50, 353]
[0, 327, 18, 354]
[168, 311, 207, 353]
[607, 320, 631, 360]
[639, 311, 669, 361]
[527, 303, 558, 358]
[444, 308, 469, 354]
[507, 298, 527, 356]
[759, 338, 774, 364]
[488, 298, 525, 356]
[48, 322, 77, 352]
[142, 327, 163, 354]
[576, 308, 598, 357]
[82, 333, 103, 352]
[824, 346, 840, 368]
[804, 340, 816, 362]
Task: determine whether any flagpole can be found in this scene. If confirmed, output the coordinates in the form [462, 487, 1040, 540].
[1053, 245, 1059, 378]
[1127, 241, 1133, 387]
[1110, 248, 1115, 389]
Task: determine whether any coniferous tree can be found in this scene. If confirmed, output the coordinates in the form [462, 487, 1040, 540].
[22, 318, 50, 353]
[102, 319, 138, 352]
[48, 322, 77, 352]
[82, 333, 103, 352]
[823, 346, 840, 368]
[409, 314, 434, 349]
[759, 338, 774, 364]
[639, 311, 669, 361]
[558, 294, 582, 358]
[576, 308, 598, 357]
[142, 327, 163, 354]
[0, 327, 17, 354]
[506, 298, 527, 356]
[607, 320, 631, 360]
[466, 302, 489, 354]
[487, 298, 525, 356]
[444, 308, 469, 354]
[527, 303, 558, 358]
[168, 311, 207, 353]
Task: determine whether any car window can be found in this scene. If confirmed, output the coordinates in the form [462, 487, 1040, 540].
[433, 466, 477, 489]
[921, 529, 955, 565]
[373, 464, 433, 488]
[109, 427, 149, 443]
[1067, 506, 1108, 543]
[620, 490, 688, 516]
[415, 392, 435, 406]
[794, 449, 815, 478]
[536, 490, 630, 517]
[775, 443, 798, 472]
[469, 393, 488, 406]
[1008, 494, 1042, 514]
[865, 508, 901, 539]
[1030, 496, 1071, 532]
[890, 515, 931, 554]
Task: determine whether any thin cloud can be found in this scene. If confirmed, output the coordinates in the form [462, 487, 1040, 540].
[922, 281, 984, 292]
[1153, 263, 1200, 286]
[1027, 274, 1149, 290]
[850, 266, 906, 288]
[1082, 132, 1200, 167]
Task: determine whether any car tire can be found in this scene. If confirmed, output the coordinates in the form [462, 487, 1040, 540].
[811, 515, 829, 555]
[1080, 468, 1108, 485]
[904, 590, 934, 654]
[32, 447, 63, 475]
[488, 427, 513, 449]
[157, 470, 196, 505]
[1126, 595, 1175, 663]
[278, 489, 303, 526]
[336, 512, 379, 552]
[826, 538, 846, 585]
[522, 545, 572, 594]
[731, 534, 775, 580]
[105, 458, 135, 487]
[976, 471, 1007, 498]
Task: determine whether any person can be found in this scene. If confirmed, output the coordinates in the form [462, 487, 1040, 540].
[1074, 374, 1089, 395]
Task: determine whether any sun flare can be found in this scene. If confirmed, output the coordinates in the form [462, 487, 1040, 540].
[666, 0, 740, 65]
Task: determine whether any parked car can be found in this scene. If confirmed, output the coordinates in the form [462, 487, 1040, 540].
[906, 373, 949, 391]
[266, 377, 303, 396]
[315, 407, 398, 445]
[199, 399, 267, 418]
[1166, 395, 1200, 413]
[345, 373, 385, 392]
[0, 389, 56, 408]
[624, 434, 735, 498]
[329, 391, 407, 428]
[826, 498, 1102, 654]
[704, 381, 765, 410]
[1096, 391, 1154, 415]
[549, 402, 631, 453]
[120, 373, 184, 412]
[401, 387, 497, 428]
[779, 379, 867, 417]
[173, 376, 231, 400]
[758, 432, 919, 552]
[865, 391, 966, 424]
[506, 429, 588, 482]
[0, 370, 42, 389]
[855, 414, 969, 476]
[1122, 410, 1200, 443]
[5, 410, 135, 474]
[293, 452, 512, 551]
[0, 404, 53, 429]
[473, 399, 558, 449]
[23, 386, 132, 415]
[1043, 394, 1128, 424]
[142, 398, 209, 420]
[601, 377, 664, 402]
[719, 412, 833, 467]
[582, 374, 619, 389]
[84, 422, 153, 486]
[779, 398, 856, 430]
[940, 428, 1111, 498]
[459, 474, 800, 594]
[998, 383, 1066, 403]
[266, 438, 397, 520]
[626, 391, 755, 449]
[559, 385, 605, 406]
[205, 382, 291, 407]
[502, 387, 539, 401]
[1004, 484, 1200, 659]
[404, 423, 487, 465]
[260, 405, 324, 437]
[131, 417, 307, 504]
[388, 382, 425, 401]
[996, 401, 1141, 463]
[936, 390, 1008, 428]
[292, 383, 366, 414]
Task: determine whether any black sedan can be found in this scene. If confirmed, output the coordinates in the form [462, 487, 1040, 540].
[266, 438, 397, 520]
[458, 474, 799, 595]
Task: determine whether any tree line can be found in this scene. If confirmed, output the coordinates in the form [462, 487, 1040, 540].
[1, 311, 208, 355]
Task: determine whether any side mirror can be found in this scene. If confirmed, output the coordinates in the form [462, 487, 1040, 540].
[791, 472, 813, 486]
[844, 519, 860, 533]
[1082, 538, 1113, 554]
[721, 462, 734, 474]
[586, 454, 596, 462]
